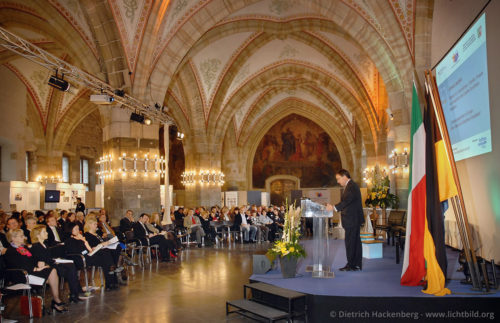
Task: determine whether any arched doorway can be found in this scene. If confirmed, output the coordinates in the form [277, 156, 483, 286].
[265, 175, 300, 206]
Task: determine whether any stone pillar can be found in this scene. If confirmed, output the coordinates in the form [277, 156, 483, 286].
[100, 108, 161, 224]
[183, 142, 222, 207]
[161, 125, 171, 223]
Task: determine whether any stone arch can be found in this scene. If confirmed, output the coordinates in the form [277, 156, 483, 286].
[241, 99, 355, 190]
[211, 63, 376, 158]
[146, 0, 410, 115]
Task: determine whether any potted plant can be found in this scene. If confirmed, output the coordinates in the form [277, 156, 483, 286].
[266, 202, 306, 278]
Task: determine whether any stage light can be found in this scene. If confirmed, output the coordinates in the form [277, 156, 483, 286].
[144, 117, 152, 125]
[48, 73, 70, 92]
[130, 112, 145, 124]
[176, 131, 185, 140]
[114, 89, 125, 97]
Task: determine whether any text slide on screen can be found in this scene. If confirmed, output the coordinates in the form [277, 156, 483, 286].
[436, 13, 491, 162]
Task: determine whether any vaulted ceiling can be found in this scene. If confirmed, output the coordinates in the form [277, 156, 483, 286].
[0, 0, 431, 171]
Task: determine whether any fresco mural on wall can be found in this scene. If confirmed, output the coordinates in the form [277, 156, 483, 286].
[252, 114, 342, 188]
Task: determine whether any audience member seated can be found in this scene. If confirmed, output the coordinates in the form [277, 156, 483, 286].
[46, 213, 64, 247]
[84, 219, 127, 285]
[58, 210, 68, 227]
[120, 209, 135, 233]
[4, 229, 67, 313]
[64, 223, 119, 290]
[29, 225, 89, 303]
[23, 216, 37, 244]
[233, 207, 257, 243]
[173, 207, 185, 229]
[63, 212, 77, 239]
[183, 209, 206, 247]
[269, 208, 284, 242]
[133, 213, 176, 261]
[252, 211, 270, 242]
[76, 212, 85, 233]
[97, 212, 116, 240]
[38, 210, 49, 225]
[198, 211, 216, 246]
[149, 212, 181, 251]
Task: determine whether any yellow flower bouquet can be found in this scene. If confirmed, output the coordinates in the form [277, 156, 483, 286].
[266, 203, 306, 261]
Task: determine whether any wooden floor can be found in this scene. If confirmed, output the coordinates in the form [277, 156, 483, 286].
[2, 242, 271, 322]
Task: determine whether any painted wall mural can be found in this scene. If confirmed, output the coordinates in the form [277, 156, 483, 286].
[252, 114, 342, 189]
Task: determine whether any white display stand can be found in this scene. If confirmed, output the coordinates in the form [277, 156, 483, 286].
[95, 184, 104, 208]
[0, 181, 41, 212]
[261, 192, 270, 206]
[224, 191, 238, 207]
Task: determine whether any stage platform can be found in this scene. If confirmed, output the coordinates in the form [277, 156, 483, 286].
[250, 239, 499, 322]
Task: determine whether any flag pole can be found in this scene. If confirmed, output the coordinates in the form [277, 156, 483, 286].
[424, 70, 482, 290]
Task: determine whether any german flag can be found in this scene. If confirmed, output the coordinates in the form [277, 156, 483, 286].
[401, 83, 452, 296]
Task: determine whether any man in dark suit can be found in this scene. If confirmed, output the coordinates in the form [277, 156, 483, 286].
[133, 213, 175, 262]
[120, 210, 135, 233]
[75, 197, 85, 214]
[327, 169, 364, 271]
[45, 214, 64, 246]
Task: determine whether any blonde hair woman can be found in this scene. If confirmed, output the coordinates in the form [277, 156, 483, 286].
[5, 229, 67, 312]
[84, 218, 126, 285]
[30, 225, 89, 303]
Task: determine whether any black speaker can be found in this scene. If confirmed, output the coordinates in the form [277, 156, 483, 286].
[253, 255, 271, 275]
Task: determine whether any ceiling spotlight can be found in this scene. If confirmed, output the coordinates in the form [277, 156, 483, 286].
[176, 131, 185, 140]
[114, 89, 125, 97]
[48, 72, 70, 92]
[144, 117, 152, 125]
[130, 112, 145, 124]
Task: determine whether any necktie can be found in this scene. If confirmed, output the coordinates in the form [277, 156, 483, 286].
[53, 227, 60, 242]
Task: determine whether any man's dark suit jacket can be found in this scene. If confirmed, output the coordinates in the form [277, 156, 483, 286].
[120, 217, 133, 233]
[132, 221, 150, 240]
[46, 225, 65, 246]
[335, 180, 365, 228]
[232, 213, 243, 230]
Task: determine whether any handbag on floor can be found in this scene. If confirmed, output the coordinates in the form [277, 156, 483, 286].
[20, 295, 43, 317]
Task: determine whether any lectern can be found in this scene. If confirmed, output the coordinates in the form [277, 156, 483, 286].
[301, 198, 335, 278]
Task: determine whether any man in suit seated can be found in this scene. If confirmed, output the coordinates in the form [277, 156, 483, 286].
[183, 209, 205, 248]
[133, 213, 175, 262]
[120, 209, 135, 233]
[45, 214, 64, 247]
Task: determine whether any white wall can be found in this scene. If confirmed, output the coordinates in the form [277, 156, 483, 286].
[431, 0, 500, 260]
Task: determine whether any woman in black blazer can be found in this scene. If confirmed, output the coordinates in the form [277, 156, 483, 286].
[29, 225, 89, 303]
[64, 223, 118, 290]
[4, 229, 66, 312]
[83, 219, 126, 285]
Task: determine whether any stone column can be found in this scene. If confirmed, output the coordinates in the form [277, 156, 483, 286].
[100, 108, 161, 224]
[183, 138, 222, 208]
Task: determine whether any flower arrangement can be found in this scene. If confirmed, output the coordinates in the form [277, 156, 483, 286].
[266, 202, 306, 261]
[364, 165, 399, 209]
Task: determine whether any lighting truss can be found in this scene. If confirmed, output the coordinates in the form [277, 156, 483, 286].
[0, 26, 173, 125]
